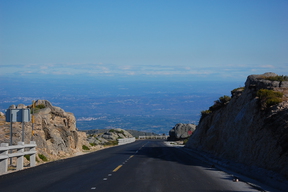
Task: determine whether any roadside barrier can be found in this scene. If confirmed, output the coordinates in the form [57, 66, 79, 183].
[138, 135, 168, 140]
[117, 137, 136, 145]
[0, 141, 37, 174]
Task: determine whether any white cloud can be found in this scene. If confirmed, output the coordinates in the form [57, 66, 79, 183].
[126, 72, 135, 75]
[1, 62, 288, 81]
[40, 66, 48, 69]
[119, 66, 132, 70]
[259, 65, 275, 68]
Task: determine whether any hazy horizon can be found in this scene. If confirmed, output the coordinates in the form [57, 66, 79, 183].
[0, 76, 244, 134]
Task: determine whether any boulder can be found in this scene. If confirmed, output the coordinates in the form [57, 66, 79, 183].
[9, 105, 16, 109]
[87, 128, 133, 145]
[16, 104, 27, 109]
[169, 123, 196, 140]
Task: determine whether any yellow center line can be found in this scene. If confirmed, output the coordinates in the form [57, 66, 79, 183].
[113, 165, 122, 172]
[130, 155, 134, 158]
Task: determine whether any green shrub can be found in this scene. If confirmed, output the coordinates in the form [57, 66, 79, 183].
[109, 129, 116, 133]
[24, 155, 30, 161]
[257, 89, 283, 108]
[200, 95, 231, 121]
[31, 104, 46, 114]
[183, 138, 190, 145]
[231, 87, 245, 93]
[104, 140, 118, 146]
[208, 95, 231, 111]
[201, 110, 212, 115]
[36, 104, 46, 109]
[109, 129, 124, 134]
[218, 95, 231, 104]
[89, 143, 96, 146]
[264, 75, 288, 82]
[82, 145, 90, 150]
[38, 154, 48, 162]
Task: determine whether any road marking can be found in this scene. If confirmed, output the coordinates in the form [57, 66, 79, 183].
[103, 178, 107, 180]
[113, 165, 122, 172]
[130, 155, 134, 158]
[108, 174, 112, 176]
[91, 187, 96, 190]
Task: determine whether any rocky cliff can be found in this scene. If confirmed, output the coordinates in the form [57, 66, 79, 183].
[0, 100, 89, 161]
[185, 72, 288, 178]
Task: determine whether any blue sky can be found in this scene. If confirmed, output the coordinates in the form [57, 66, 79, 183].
[0, 0, 288, 81]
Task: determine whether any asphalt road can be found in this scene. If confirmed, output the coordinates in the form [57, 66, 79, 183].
[0, 140, 263, 192]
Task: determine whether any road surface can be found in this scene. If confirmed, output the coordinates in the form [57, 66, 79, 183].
[0, 140, 267, 192]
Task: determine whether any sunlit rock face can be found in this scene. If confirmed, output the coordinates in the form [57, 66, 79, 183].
[0, 100, 89, 161]
[186, 72, 288, 178]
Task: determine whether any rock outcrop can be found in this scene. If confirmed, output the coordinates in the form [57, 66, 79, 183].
[168, 123, 196, 141]
[185, 72, 288, 178]
[87, 128, 133, 145]
[0, 100, 89, 161]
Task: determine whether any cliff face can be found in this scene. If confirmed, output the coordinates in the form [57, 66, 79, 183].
[185, 72, 288, 178]
[0, 100, 89, 161]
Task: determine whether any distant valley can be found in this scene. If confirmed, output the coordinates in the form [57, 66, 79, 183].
[0, 77, 243, 134]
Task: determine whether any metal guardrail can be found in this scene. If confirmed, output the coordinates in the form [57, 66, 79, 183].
[138, 135, 168, 140]
[117, 137, 136, 145]
[0, 141, 37, 174]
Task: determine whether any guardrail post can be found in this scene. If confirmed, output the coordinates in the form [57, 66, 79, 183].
[29, 141, 36, 167]
[0, 143, 9, 174]
[16, 142, 24, 171]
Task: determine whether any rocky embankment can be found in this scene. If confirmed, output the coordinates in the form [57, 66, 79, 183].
[0, 100, 89, 161]
[86, 128, 133, 145]
[185, 72, 288, 179]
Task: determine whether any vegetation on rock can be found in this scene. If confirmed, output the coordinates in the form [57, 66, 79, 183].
[257, 89, 283, 109]
[109, 129, 125, 135]
[264, 75, 288, 82]
[209, 95, 231, 111]
[104, 140, 118, 146]
[183, 137, 190, 145]
[24, 154, 30, 161]
[38, 154, 48, 162]
[231, 87, 245, 92]
[200, 110, 212, 120]
[200, 95, 231, 121]
[36, 104, 46, 109]
[82, 145, 90, 150]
